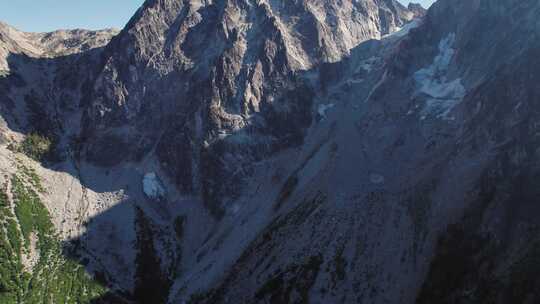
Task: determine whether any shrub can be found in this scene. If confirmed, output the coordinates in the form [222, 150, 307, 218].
[0, 174, 107, 302]
[18, 133, 52, 161]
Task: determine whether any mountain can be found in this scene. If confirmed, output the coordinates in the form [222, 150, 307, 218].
[0, 21, 117, 68]
[407, 3, 427, 18]
[1, 0, 540, 303]
[82, 0, 416, 217]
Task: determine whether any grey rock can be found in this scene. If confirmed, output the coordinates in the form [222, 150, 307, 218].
[82, 0, 417, 216]
[1, 0, 540, 303]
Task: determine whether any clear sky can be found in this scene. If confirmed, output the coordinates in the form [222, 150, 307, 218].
[399, 0, 436, 8]
[0, 0, 145, 32]
[0, 0, 436, 33]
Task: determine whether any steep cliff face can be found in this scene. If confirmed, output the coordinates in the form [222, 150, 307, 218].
[0, 24, 118, 303]
[82, 0, 415, 216]
[170, 0, 540, 302]
[0, 21, 117, 134]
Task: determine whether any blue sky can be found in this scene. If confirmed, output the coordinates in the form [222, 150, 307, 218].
[399, 0, 436, 8]
[0, 0, 145, 32]
[0, 0, 436, 33]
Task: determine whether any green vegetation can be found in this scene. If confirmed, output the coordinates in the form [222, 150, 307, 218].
[0, 172, 106, 303]
[274, 174, 299, 211]
[11, 176, 53, 247]
[255, 254, 323, 304]
[329, 244, 347, 289]
[16, 161, 45, 193]
[134, 207, 172, 304]
[174, 215, 186, 240]
[18, 133, 52, 162]
[417, 224, 540, 304]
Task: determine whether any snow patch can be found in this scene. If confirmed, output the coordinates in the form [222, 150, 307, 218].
[369, 173, 385, 184]
[413, 33, 466, 120]
[143, 172, 166, 200]
[318, 103, 335, 118]
[383, 19, 421, 39]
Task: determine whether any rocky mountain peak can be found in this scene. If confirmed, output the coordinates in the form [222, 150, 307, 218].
[113, 0, 416, 67]
[81, 0, 422, 217]
[407, 2, 427, 18]
[0, 22, 118, 58]
[0, 23, 116, 75]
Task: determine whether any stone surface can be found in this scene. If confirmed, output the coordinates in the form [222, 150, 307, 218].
[1, 0, 540, 303]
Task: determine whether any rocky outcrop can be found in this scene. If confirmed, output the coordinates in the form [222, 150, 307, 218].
[407, 3, 427, 18]
[0, 22, 117, 70]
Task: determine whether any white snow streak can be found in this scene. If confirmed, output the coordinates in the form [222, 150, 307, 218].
[318, 103, 335, 118]
[143, 172, 166, 199]
[383, 19, 421, 39]
[414, 33, 465, 120]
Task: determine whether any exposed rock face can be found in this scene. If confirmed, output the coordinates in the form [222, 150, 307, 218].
[0, 22, 118, 70]
[2, 0, 540, 303]
[408, 3, 427, 18]
[82, 0, 416, 216]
